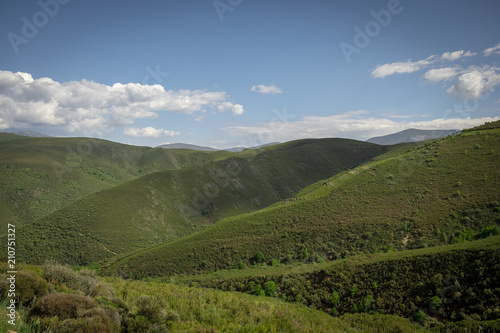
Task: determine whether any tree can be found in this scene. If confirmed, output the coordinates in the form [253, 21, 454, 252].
[254, 251, 264, 264]
[264, 281, 276, 297]
[428, 296, 442, 310]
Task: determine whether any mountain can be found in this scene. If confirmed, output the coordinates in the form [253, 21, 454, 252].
[366, 128, 458, 145]
[1, 130, 51, 137]
[104, 123, 500, 278]
[156, 143, 219, 151]
[0, 134, 233, 227]
[224, 142, 281, 152]
[17, 138, 383, 265]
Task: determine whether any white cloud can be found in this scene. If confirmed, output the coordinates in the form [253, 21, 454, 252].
[446, 67, 500, 101]
[217, 101, 245, 115]
[441, 50, 476, 61]
[483, 43, 500, 57]
[223, 111, 499, 143]
[251, 84, 283, 94]
[0, 70, 244, 133]
[424, 67, 460, 83]
[124, 127, 180, 138]
[372, 49, 476, 79]
[371, 57, 434, 78]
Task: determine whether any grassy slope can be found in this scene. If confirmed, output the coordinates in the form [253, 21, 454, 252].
[18, 138, 383, 265]
[0, 134, 232, 226]
[105, 125, 500, 277]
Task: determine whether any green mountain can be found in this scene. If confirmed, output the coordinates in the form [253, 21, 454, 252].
[0, 134, 232, 227]
[16, 138, 382, 265]
[104, 124, 500, 278]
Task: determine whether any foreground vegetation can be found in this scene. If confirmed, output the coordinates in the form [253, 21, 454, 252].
[0, 261, 428, 332]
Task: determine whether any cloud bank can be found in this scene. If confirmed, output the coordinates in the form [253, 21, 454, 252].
[0, 70, 244, 133]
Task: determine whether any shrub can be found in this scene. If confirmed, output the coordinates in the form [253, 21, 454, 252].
[264, 281, 276, 297]
[428, 296, 442, 310]
[135, 295, 165, 323]
[253, 251, 264, 264]
[415, 310, 426, 322]
[0, 270, 48, 304]
[350, 285, 359, 296]
[235, 259, 244, 270]
[331, 291, 340, 307]
[28, 293, 98, 322]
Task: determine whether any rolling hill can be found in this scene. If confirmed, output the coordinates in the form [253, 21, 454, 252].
[0, 134, 233, 227]
[16, 138, 383, 265]
[104, 123, 500, 278]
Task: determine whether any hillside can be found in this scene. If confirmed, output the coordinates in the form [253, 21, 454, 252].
[0, 134, 232, 226]
[17, 138, 383, 265]
[173, 235, 500, 328]
[0, 262, 427, 333]
[105, 123, 500, 278]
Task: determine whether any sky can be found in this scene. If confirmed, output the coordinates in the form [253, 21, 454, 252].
[0, 0, 500, 149]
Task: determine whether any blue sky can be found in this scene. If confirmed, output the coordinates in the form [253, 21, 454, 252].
[0, 0, 499, 148]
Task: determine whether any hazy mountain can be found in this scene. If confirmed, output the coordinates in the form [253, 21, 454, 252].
[156, 143, 219, 151]
[3, 130, 51, 137]
[367, 128, 458, 145]
[224, 142, 281, 152]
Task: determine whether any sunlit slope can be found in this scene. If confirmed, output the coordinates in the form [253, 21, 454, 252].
[0, 134, 232, 226]
[106, 124, 500, 277]
[19, 138, 382, 265]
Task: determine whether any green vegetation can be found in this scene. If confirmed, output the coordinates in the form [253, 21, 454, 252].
[2, 121, 500, 331]
[12, 137, 382, 265]
[0, 262, 428, 332]
[105, 125, 500, 278]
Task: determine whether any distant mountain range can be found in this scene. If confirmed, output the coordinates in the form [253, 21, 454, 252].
[156, 143, 218, 151]
[366, 128, 458, 145]
[157, 142, 281, 152]
[2, 130, 51, 137]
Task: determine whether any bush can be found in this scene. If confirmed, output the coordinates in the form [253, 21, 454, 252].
[0, 270, 48, 304]
[415, 310, 426, 322]
[28, 293, 98, 321]
[428, 296, 442, 310]
[254, 251, 264, 264]
[235, 259, 244, 270]
[43, 261, 114, 297]
[135, 295, 165, 323]
[264, 281, 276, 297]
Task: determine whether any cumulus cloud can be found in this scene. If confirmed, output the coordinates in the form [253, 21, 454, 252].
[446, 67, 500, 101]
[124, 127, 180, 138]
[0, 70, 244, 132]
[251, 84, 283, 94]
[424, 67, 460, 83]
[441, 50, 476, 61]
[483, 44, 500, 57]
[223, 111, 499, 144]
